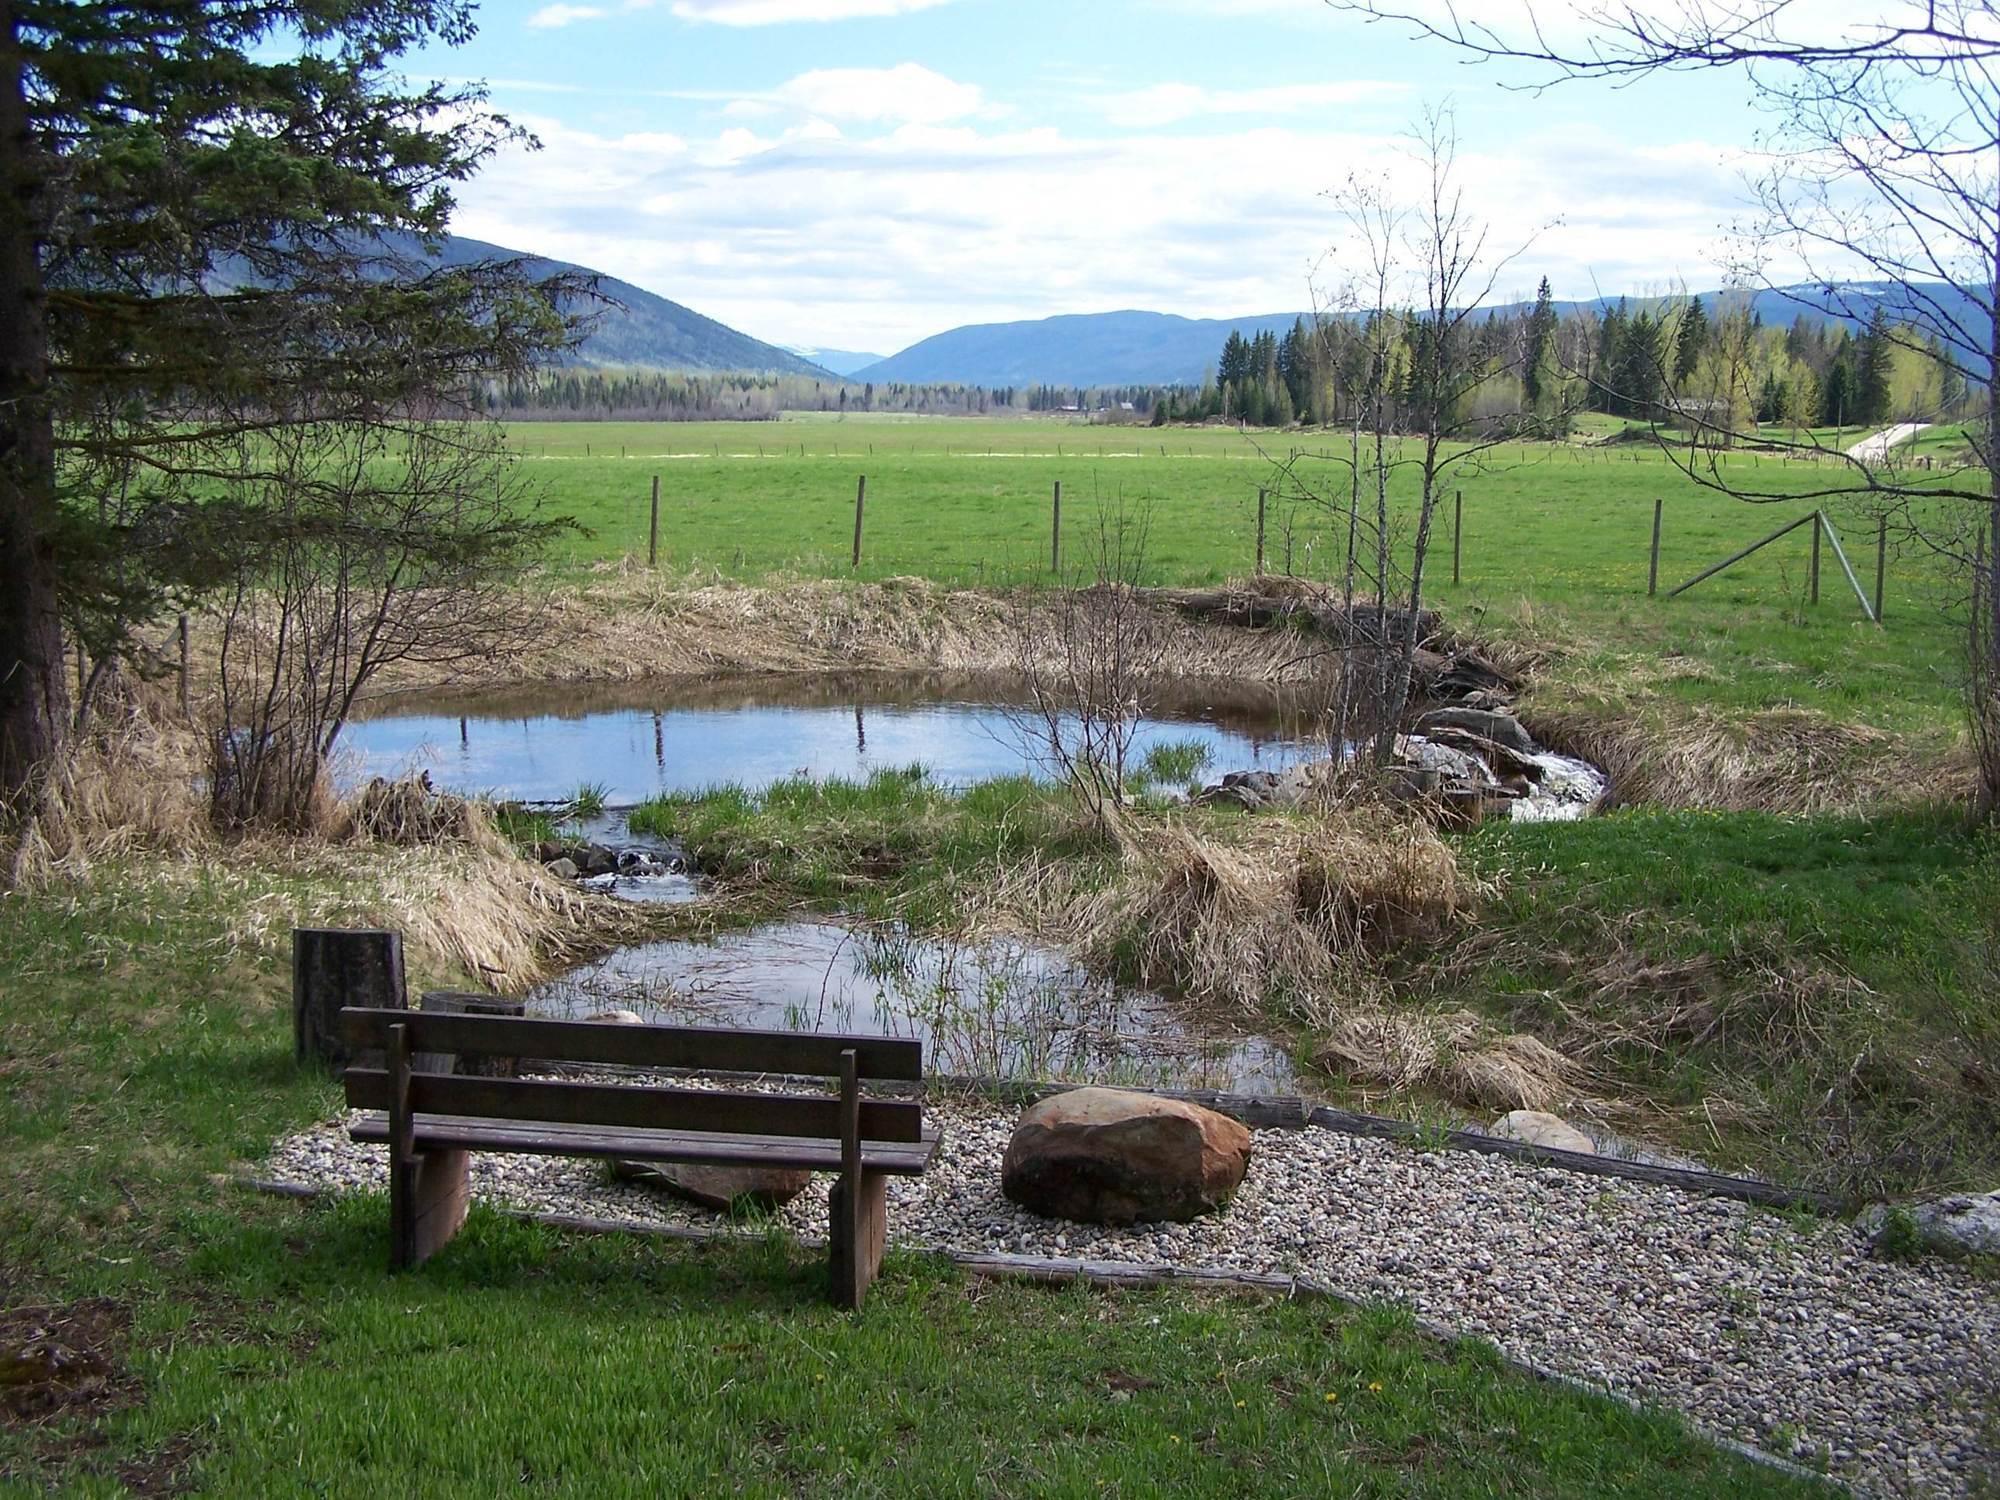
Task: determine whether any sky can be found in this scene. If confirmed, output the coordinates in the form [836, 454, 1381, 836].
[395, 0, 1890, 357]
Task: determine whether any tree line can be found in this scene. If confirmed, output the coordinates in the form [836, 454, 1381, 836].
[1153, 285, 1969, 435]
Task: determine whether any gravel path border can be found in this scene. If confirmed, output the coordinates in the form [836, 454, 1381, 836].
[264, 1094, 1998, 1498]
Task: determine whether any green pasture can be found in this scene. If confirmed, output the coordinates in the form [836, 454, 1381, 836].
[507, 417, 1971, 739]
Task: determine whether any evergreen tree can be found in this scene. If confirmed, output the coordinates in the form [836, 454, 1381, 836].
[1, 0, 575, 800]
[1673, 296, 1709, 384]
[1855, 306, 1895, 424]
[1522, 277, 1559, 411]
[1613, 311, 1666, 416]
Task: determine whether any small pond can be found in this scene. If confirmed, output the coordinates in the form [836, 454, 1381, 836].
[341, 672, 1329, 803]
[530, 917, 1296, 1095]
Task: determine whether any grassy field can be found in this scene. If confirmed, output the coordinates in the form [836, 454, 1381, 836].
[507, 416, 1968, 751]
[3, 412, 1989, 1492]
[0, 854, 1825, 1497]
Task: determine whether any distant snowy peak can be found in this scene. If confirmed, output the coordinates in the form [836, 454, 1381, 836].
[784, 346, 887, 378]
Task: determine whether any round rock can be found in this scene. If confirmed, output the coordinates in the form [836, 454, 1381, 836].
[1000, 1087, 1252, 1225]
[1487, 1110, 1596, 1155]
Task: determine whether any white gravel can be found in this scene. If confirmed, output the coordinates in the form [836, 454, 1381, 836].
[264, 1091, 1998, 1497]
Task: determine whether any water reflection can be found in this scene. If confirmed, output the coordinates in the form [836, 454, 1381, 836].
[343, 671, 1330, 804]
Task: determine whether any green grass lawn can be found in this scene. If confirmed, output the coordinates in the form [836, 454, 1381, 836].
[506, 417, 1969, 751]
[0, 854, 1828, 1497]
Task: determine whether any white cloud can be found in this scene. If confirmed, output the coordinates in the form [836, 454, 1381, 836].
[772, 64, 987, 125]
[1094, 80, 1407, 128]
[448, 108, 1764, 353]
[525, 3, 607, 26]
[668, 0, 957, 23]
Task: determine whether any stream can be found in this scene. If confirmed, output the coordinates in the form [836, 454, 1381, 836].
[343, 672, 1604, 1094]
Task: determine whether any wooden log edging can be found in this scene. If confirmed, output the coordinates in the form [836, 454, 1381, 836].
[932, 1076, 1849, 1217]
[232, 1177, 1839, 1494]
[528, 1065, 1844, 1216]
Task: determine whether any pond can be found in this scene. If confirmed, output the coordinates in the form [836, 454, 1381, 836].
[529, 916, 1297, 1094]
[340, 672, 1329, 804]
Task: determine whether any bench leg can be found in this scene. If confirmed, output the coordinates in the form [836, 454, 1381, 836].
[390, 1147, 470, 1270]
[828, 1170, 888, 1311]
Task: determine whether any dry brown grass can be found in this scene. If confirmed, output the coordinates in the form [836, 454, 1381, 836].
[314, 571, 1331, 694]
[1526, 703, 1958, 814]
[4, 702, 654, 991]
[1316, 1008, 1586, 1114]
[988, 805, 1474, 1020]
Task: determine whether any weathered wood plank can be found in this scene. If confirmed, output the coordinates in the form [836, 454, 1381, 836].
[345, 1069, 924, 1143]
[1303, 1106, 1846, 1213]
[339, 1007, 922, 1080]
[348, 1112, 940, 1175]
[418, 991, 527, 1078]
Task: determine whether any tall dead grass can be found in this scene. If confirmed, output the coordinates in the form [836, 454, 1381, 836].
[1528, 703, 1962, 815]
[978, 804, 1580, 1111]
[989, 806, 1469, 1015]
[5, 702, 650, 991]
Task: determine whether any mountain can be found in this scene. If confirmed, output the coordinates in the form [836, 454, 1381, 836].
[856, 282, 1986, 389]
[216, 231, 834, 378]
[432, 235, 834, 377]
[786, 346, 886, 377]
[853, 310, 1312, 388]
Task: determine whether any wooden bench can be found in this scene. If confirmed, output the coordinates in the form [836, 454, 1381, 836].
[337, 1007, 938, 1309]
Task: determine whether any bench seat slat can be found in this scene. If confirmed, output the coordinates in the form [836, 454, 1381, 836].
[348, 1112, 939, 1175]
[338, 1007, 923, 1080]
[344, 1069, 923, 1144]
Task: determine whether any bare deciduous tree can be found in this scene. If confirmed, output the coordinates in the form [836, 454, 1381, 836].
[1279, 107, 1540, 768]
[1008, 500, 1167, 830]
[1335, 0, 2000, 815]
[210, 412, 568, 829]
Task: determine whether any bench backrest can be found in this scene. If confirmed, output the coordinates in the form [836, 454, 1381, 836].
[338, 1007, 925, 1144]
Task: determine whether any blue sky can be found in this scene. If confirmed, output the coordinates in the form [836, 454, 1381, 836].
[397, 0, 1877, 355]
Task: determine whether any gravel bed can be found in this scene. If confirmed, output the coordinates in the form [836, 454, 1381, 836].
[265, 1089, 1998, 1497]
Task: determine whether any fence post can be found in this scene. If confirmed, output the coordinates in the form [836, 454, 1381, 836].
[1875, 515, 1888, 625]
[852, 474, 866, 570]
[1810, 511, 1822, 604]
[1452, 490, 1462, 586]
[1255, 489, 1267, 576]
[1051, 480, 1062, 574]
[177, 613, 189, 716]
[648, 476, 660, 567]
[1648, 497, 1663, 597]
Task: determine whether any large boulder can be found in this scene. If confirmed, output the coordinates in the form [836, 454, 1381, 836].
[1487, 1110, 1596, 1155]
[611, 1160, 812, 1213]
[1001, 1087, 1252, 1225]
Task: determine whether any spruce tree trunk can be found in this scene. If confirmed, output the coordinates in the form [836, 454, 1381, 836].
[0, 0, 67, 809]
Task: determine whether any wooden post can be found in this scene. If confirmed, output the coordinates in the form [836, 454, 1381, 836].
[1810, 511, 1822, 604]
[293, 928, 406, 1071]
[384, 1018, 470, 1270]
[1648, 497, 1663, 597]
[388, 1021, 413, 1266]
[1875, 515, 1888, 625]
[1255, 489, 1267, 576]
[1051, 480, 1062, 574]
[1452, 490, 1462, 586]
[176, 613, 189, 715]
[851, 474, 866, 570]
[648, 475, 660, 568]
[828, 1047, 885, 1310]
